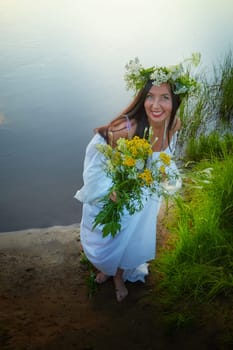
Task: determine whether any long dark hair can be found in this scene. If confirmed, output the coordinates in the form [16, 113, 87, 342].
[96, 80, 181, 145]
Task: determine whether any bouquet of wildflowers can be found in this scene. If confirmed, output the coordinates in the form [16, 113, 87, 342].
[92, 132, 176, 238]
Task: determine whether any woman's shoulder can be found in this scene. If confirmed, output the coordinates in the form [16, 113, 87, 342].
[85, 132, 106, 154]
[88, 132, 106, 145]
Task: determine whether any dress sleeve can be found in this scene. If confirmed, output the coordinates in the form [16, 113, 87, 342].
[74, 133, 112, 203]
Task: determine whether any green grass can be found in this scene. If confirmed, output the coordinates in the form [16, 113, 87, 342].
[218, 50, 233, 123]
[151, 50, 233, 342]
[185, 132, 233, 162]
[80, 251, 98, 297]
[152, 155, 233, 343]
[154, 155, 233, 304]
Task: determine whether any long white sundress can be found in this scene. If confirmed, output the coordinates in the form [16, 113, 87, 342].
[74, 132, 181, 282]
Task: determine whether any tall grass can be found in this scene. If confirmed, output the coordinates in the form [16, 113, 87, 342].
[177, 50, 233, 158]
[154, 51, 233, 340]
[185, 131, 233, 162]
[177, 79, 209, 155]
[216, 50, 233, 123]
[155, 155, 233, 303]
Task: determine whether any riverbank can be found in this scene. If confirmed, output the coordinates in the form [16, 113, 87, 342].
[0, 204, 231, 350]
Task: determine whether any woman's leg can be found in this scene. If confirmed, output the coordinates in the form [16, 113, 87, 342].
[113, 268, 128, 302]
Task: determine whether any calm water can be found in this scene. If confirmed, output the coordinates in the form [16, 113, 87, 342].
[0, 64, 129, 232]
[0, 1, 232, 232]
[0, 1, 131, 232]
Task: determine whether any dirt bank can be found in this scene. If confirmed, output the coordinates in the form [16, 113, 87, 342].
[0, 204, 231, 350]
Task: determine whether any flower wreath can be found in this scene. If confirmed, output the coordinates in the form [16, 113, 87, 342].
[124, 52, 201, 97]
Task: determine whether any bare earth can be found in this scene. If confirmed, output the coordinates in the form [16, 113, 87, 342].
[0, 203, 231, 350]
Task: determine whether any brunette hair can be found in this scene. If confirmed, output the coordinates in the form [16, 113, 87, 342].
[96, 80, 181, 146]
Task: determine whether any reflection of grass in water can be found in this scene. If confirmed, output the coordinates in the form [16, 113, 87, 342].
[80, 251, 97, 297]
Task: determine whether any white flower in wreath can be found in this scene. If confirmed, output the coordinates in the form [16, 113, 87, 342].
[150, 70, 169, 86]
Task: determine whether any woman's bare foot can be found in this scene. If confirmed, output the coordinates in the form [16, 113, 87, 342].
[113, 269, 128, 302]
[95, 271, 109, 284]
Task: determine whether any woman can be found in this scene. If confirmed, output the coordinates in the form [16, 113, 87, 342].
[74, 55, 199, 302]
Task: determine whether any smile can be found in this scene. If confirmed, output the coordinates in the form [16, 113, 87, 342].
[151, 112, 163, 118]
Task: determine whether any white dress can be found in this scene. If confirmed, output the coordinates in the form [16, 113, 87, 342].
[74, 132, 181, 282]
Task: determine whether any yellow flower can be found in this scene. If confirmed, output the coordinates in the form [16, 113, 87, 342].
[159, 152, 171, 165]
[159, 165, 166, 175]
[138, 169, 153, 185]
[123, 156, 136, 167]
[111, 151, 122, 166]
[128, 145, 138, 157]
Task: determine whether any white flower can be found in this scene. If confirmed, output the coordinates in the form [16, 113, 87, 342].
[169, 64, 183, 80]
[125, 57, 142, 75]
[150, 69, 169, 86]
[174, 85, 188, 94]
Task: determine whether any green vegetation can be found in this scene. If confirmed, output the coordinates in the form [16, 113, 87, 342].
[153, 155, 233, 344]
[217, 50, 233, 123]
[153, 51, 233, 344]
[80, 251, 97, 297]
[156, 156, 233, 302]
[185, 131, 233, 161]
[178, 50, 233, 159]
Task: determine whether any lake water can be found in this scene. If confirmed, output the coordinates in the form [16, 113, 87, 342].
[0, 1, 133, 232]
[0, 61, 130, 232]
[0, 0, 232, 232]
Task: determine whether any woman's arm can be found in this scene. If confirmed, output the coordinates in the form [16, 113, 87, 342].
[74, 134, 112, 203]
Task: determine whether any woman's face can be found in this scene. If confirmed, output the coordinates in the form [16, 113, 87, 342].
[144, 83, 173, 128]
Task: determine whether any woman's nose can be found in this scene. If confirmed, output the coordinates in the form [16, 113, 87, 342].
[152, 98, 160, 108]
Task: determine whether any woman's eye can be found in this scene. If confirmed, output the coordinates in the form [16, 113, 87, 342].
[162, 95, 170, 100]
